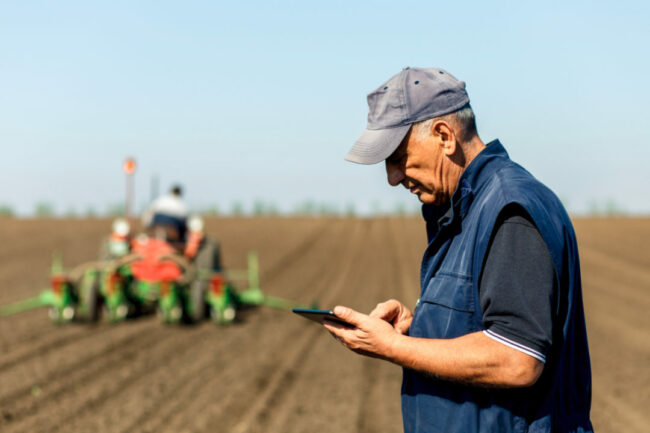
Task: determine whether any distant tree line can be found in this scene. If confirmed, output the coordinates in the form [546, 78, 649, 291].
[0, 198, 635, 219]
[0, 204, 14, 218]
[0, 200, 422, 218]
[585, 199, 628, 216]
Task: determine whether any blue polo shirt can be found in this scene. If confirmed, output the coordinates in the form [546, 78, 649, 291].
[401, 140, 593, 433]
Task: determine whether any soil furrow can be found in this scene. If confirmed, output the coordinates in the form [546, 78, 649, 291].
[0, 313, 76, 357]
[269, 219, 404, 433]
[0, 323, 115, 373]
[0, 321, 159, 403]
[0, 325, 164, 430]
[226, 220, 368, 433]
[63, 322, 242, 433]
[255, 219, 332, 286]
[0, 217, 646, 433]
[2, 325, 214, 433]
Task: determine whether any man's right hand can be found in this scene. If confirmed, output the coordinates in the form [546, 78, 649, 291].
[369, 299, 413, 335]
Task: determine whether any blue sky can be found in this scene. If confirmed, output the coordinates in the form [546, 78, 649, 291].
[1, 1, 648, 216]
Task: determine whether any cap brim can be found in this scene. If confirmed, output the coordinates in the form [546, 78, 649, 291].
[345, 124, 411, 165]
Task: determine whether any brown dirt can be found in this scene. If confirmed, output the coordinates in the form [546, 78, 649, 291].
[0, 216, 647, 432]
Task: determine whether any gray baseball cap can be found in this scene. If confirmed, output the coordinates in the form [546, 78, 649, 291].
[345, 67, 469, 165]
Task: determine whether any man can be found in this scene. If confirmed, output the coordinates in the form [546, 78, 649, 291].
[141, 184, 189, 245]
[324, 67, 593, 433]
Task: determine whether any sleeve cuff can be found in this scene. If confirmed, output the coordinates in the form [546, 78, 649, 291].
[483, 329, 546, 363]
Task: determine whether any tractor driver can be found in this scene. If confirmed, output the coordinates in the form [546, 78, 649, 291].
[142, 185, 189, 248]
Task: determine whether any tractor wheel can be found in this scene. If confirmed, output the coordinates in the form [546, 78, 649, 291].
[185, 280, 205, 323]
[187, 238, 220, 323]
[195, 238, 222, 271]
[76, 274, 100, 322]
[187, 280, 207, 323]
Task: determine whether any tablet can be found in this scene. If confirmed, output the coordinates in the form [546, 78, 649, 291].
[292, 308, 355, 328]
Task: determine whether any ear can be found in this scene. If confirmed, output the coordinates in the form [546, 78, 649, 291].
[432, 121, 457, 156]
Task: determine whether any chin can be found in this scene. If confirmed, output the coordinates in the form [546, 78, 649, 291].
[420, 194, 447, 206]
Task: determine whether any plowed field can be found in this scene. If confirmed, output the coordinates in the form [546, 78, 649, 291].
[0, 217, 647, 433]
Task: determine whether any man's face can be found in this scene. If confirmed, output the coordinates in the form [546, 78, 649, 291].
[385, 128, 448, 205]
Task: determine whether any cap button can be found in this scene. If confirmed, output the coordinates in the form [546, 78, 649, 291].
[402, 66, 410, 70]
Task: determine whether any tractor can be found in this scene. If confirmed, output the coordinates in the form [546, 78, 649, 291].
[1, 216, 309, 324]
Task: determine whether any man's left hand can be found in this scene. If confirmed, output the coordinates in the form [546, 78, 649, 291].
[323, 306, 401, 360]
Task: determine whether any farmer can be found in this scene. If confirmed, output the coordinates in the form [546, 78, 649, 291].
[324, 67, 593, 433]
[142, 184, 189, 244]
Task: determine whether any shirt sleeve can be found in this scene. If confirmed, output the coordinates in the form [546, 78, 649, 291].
[479, 204, 556, 363]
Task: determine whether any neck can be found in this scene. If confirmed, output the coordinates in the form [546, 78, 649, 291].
[443, 137, 486, 201]
[461, 136, 486, 169]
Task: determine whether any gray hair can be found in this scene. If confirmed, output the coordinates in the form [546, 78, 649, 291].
[413, 103, 478, 143]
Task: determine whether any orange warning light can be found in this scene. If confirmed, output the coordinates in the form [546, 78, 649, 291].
[123, 158, 136, 174]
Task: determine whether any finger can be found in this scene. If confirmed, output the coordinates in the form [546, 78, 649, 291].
[369, 300, 398, 320]
[333, 306, 366, 327]
[368, 301, 389, 317]
[323, 318, 352, 332]
[323, 322, 356, 349]
[395, 320, 411, 335]
[323, 320, 346, 337]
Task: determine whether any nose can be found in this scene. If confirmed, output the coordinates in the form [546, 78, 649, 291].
[386, 161, 405, 187]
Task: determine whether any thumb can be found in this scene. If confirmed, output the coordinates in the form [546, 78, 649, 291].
[333, 306, 365, 326]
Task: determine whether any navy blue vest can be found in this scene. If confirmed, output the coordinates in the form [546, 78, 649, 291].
[401, 141, 593, 433]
